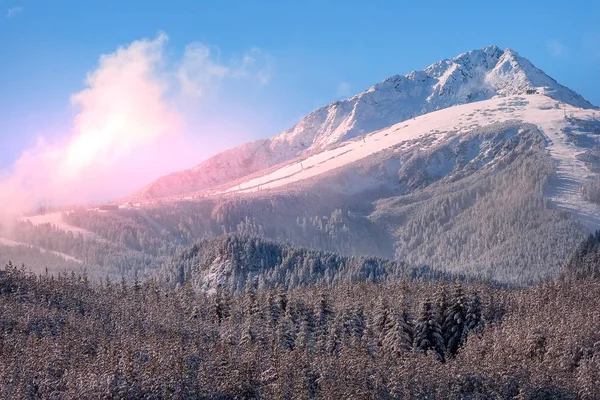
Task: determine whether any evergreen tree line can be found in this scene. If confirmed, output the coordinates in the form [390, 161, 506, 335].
[581, 178, 600, 205]
[2, 255, 600, 398]
[563, 230, 600, 279]
[11, 221, 162, 281]
[155, 235, 467, 294]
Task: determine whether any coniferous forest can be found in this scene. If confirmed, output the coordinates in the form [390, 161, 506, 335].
[1, 234, 600, 399]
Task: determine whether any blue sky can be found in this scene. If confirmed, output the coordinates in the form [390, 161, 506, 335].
[1, 0, 599, 175]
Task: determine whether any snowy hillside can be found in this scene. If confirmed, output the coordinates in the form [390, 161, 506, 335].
[215, 95, 600, 230]
[130, 45, 595, 201]
[19, 212, 102, 240]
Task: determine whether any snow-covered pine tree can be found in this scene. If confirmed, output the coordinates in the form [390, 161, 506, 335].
[434, 283, 450, 334]
[374, 296, 393, 347]
[465, 290, 484, 335]
[443, 282, 468, 357]
[212, 289, 232, 324]
[243, 278, 260, 317]
[326, 314, 344, 356]
[268, 291, 283, 326]
[277, 289, 288, 313]
[295, 318, 315, 353]
[413, 298, 446, 362]
[277, 311, 296, 350]
[383, 311, 414, 355]
[315, 290, 334, 339]
[363, 315, 379, 358]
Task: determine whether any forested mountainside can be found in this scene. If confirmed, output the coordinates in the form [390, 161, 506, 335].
[0, 241, 82, 276]
[563, 230, 600, 280]
[6, 195, 391, 282]
[4, 118, 589, 286]
[154, 235, 465, 294]
[0, 234, 599, 399]
[4, 46, 600, 287]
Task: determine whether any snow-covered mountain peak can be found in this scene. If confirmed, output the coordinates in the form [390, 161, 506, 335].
[129, 46, 595, 201]
[272, 45, 594, 152]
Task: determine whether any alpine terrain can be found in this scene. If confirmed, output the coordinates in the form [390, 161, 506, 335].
[5, 35, 600, 398]
[5, 45, 600, 287]
[130, 45, 594, 201]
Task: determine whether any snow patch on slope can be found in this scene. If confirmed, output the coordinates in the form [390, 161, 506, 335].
[19, 212, 102, 240]
[216, 95, 600, 230]
[0, 237, 82, 263]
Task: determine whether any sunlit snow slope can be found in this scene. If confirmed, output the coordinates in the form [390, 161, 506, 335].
[215, 95, 600, 229]
[131, 45, 594, 201]
[0, 237, 82, 263]
[18, 212, 102, 240]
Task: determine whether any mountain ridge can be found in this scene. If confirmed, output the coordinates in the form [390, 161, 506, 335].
[129, 45, 595, 201]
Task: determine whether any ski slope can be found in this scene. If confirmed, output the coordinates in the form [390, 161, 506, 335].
[0, 238, 25, 247]
[19, 212, 101, 240]
[525, 101, 600, 229]
[217, 94, 600, 229]
[0, 237, 82, 263]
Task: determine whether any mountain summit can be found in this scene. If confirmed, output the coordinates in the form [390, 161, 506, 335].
[130, 45, 595, 201]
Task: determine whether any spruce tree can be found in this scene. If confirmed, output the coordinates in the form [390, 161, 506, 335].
[326, 315, 344, 356]
[315, 290, 334, 340]
[277, 312, 296, 351]
[295, 318, 315, 352]
[243, 279, 260, 317]
[277, 289, 288, 313]
[383, 311, 414, 355]
[213, 290, 232, 324]
[443, 282, 468, 357]
[434, 283, 450, 332]
[268, 292, 283, 326]
[413, 299, 446, 362]
[374, 296, 393, 346]
[363, 316, 379, 358]
[465, 291, 484, 335]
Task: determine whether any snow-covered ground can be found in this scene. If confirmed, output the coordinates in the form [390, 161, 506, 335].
[132, 46, 595, 202]
[216, 94, 600, 230]
[0, 237, 82, 263]
[524, 100, 600, 229]
[0, 238, 23, 247]
[19, 212, 100, 239]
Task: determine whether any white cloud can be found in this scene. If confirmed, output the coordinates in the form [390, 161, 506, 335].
[177, 43, 230, 98]
[65, 33, 179, 174]
[233, 47, 273, 85]
[6, 6, 23, 18]
[337, 81, 351, 97]
[546, 40, 568, 57]
[0, 33, 180, 212]
[0, 33, 274, 215]
[178, 44, 273, 98]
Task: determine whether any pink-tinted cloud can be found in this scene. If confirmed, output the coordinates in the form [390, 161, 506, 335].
[0, 33, 273, 216]
[60, 33, 180, 184]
